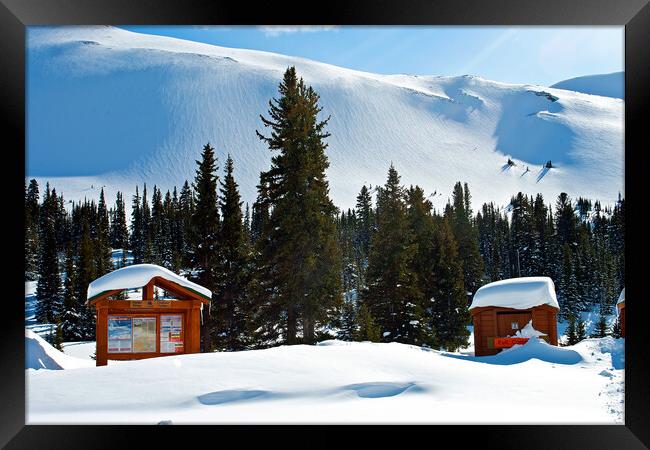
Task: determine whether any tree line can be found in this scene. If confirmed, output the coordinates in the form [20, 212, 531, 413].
[25, 66, 624, 351]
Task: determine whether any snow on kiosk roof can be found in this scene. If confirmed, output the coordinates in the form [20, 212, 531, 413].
[470, 277, 559, 311]
[87, 264, 212, 303]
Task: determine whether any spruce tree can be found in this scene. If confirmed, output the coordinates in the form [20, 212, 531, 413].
[179, 180, 196, 268]
[212, 155, 252, 351]
[577, 318, 587, 342]
[192, 143, 220, 288]
[110, 191, 129, 251]
[75, 219, 97, 339]
[355, 184, 374, 256]
[141, 184, 152, 263]
[406, 185, 438, 344]
[592, 311, 609, 338]
[130, 187, 143, 264]
[61, 245, 84, 341]
[338, 298, 358, 341]
[361, 165, 425, 345]
[160, 190, 175, 269]
[448, 182, 484, 298]
[559, 243, 579, 319]
[255, 66, 341, 345]
[355, 303, 380, 342]
[429, 216, 470, 351]
[612, 318, 622, 339]
[555, 193, 577, 246]
[250, 178, 270, 244]
[565, 313, 579, 345]
[191, 144, 220, 351]
[150, 186, 165, 266]
[35, 206, 62, 324]
[95, 188, 112, 276]
[25, 179, 40, 281]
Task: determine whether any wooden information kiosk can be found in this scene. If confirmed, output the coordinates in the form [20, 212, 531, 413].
[86, 264, 211, 366]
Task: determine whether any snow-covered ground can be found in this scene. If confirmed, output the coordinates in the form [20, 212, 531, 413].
[26, 335, 624, 424]
[28, 26, 624, 212]
[24, 257, 624, 424]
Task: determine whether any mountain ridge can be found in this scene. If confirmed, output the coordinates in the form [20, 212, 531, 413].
[27, 26, 624, 211]
[551, 72, 624, 99]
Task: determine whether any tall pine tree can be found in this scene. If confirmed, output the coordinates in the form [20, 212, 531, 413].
[255, 66, 341, 345]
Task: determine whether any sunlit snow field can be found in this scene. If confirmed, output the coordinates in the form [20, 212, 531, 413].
[25, 281, 624, 425]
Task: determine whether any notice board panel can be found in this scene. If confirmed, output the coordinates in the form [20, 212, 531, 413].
[160, 314, 184, 353]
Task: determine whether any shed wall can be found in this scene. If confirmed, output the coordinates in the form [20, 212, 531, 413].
[471, 305, 558, 356]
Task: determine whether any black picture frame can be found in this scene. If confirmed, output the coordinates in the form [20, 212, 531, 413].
[2, 0, 648, 447]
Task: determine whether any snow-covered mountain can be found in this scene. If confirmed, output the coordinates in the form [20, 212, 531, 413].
[27, 26, 624, 211]
[551, 72, 624, 100]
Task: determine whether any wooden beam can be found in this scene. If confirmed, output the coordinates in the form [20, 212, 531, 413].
[142, 280, 154, 300]
[95, 305, 108, 366]
[152, 276, 210, 304]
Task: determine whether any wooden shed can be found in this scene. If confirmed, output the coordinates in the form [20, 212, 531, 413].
[86, 264, 212, 366]
[469, 277, 559, 356]
[616, 288, 625, 338]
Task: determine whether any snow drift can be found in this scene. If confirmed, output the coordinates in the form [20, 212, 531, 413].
[27, 26, 624, 211]
[443, 336, 582, 365]
[26, 339, 624, 424]
[26, 329, 93, 370]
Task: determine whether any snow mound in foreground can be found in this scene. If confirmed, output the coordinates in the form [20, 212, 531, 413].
[27, 339, 623, 424]
[26, 330, 94, 370]
[444, 337, 583, 365]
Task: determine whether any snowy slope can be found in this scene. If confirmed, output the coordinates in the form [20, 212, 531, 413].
[27, 26, 624, 211]
[26, 329, 93, 370]
[26, 337, 624, 424]
[551, 72, 624, 99]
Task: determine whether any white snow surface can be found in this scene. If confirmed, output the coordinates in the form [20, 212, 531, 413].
[470, 276, 559, 310]
[26, 337, 624, 424]
[515, 320, 547, 338]
[87, 263, 212, 301]
[617, 288, 625, 305]
[28, 26, 624, 212]
[551, 72, 624, 99]
[26, 329, 93, 370]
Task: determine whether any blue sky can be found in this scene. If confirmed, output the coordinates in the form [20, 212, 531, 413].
[121, 26, 623, 86]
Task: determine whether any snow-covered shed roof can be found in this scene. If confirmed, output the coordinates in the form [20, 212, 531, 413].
[617, 288, 625, 306]
[469, 276, 559, 311]
[87, 264, 212, 302]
